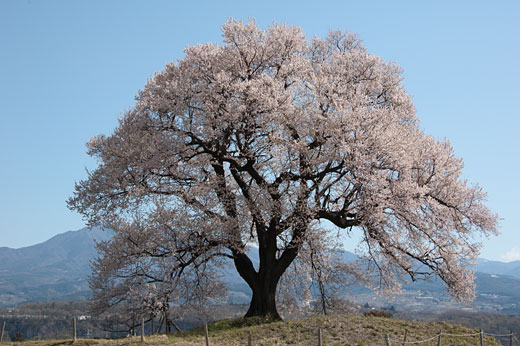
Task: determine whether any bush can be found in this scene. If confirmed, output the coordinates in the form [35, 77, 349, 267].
[363, 310, 391, 318]
[11, 331, 24, 342]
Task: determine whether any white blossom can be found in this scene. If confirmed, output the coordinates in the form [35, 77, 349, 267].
[69, 19, 498, 320]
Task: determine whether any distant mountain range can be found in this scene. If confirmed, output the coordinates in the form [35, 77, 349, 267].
[0, 227, 112, 307]
[477, 258, 520, 278]
[0, 227, 519, 312]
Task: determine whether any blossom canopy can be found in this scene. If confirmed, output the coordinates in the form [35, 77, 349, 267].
[69, 19, 498, 320]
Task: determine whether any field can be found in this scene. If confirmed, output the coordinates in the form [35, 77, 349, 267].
[0, 314, 502, 346]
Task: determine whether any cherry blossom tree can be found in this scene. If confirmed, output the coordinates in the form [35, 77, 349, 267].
[69, 19, 498, 321]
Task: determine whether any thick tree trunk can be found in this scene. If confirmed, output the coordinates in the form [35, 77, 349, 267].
[232, 245, 285, 321]
[233, 242, 300, 320]
[232, 219, 303, 321]
[244, 273, 281, 320]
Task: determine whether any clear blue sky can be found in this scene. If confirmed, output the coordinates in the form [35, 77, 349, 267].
[1, 0, 518, 261]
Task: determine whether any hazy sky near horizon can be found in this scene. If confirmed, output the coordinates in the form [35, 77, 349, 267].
[1, 0, 518, 261]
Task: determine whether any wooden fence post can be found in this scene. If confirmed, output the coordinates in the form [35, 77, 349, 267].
[141, 317, 145, 344]
[1, 321, 5, 343]
[479, 329, 483, 346]
[509, 330, 513, 346]
[204, 323, 210, 346]
[385, 333, 391, 346]
[248, 330, 252, 346]
[318, 328, 322, 346]
[437, 329, 442, 346]
[402, 330, 408, 346]
[72, 317, 77, 343]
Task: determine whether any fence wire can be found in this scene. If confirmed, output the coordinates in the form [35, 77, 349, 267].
[485, 332, 515, 337]
[442, 331, 480, 337]
[388, 330, 520, 345]
[399, 334, 440, 344]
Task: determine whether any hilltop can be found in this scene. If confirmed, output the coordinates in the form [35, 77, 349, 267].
[0, 314, 502, 345]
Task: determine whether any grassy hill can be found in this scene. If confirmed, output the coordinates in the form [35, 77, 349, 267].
[0, 314, 501, 346]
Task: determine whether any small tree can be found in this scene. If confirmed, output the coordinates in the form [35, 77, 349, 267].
[89, 219, 227, 332]
[69, 19, 498, 320]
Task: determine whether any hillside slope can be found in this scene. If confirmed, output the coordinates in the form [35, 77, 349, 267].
[0, 314, 502, 345]
[0, 227, 112, 307]
[477, 258, 520, 278]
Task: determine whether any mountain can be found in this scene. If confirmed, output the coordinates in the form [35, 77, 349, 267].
[0, 227, 112, 307]
[1, 227, 519, 314]
[216, 247, 520, 313]
[476, 258, 520, 279]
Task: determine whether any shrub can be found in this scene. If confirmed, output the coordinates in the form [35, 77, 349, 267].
[11, 331, 24, 342]
[363, 310, 391, 318]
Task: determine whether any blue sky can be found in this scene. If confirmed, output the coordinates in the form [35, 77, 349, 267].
[0, 0, 518, 261]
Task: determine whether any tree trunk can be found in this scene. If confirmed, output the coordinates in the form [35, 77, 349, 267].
[232, 222, 303, 321]
[244, 273, 281, 320]
[232, 246, 284, 321]
[164, 310, 171, 334]
[233, 244, 300, 320]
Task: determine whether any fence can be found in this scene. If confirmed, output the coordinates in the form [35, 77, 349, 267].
[0, 318, 519, 345]
[199, 324, 517, 346]
[382, 329, 520, 346]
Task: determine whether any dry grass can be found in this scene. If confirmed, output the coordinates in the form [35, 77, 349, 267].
[1, 314, 501, 345]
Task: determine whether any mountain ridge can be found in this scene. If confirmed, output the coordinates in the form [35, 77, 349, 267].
[0, 227, 519, 313]
[0, 227, 112, 307]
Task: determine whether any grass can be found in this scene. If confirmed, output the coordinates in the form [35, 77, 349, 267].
[1, 314, 501, 345]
